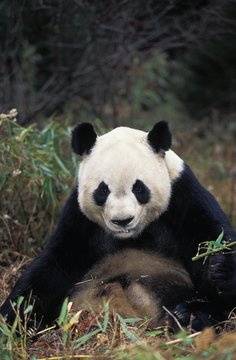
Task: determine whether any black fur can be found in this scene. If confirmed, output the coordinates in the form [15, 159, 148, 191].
[71, 123, 97, 155]
[1, 126, 236, 331]
[147, 121, 172, 152]
[132, 179, 150, 204]
[93, 182, 110, 206]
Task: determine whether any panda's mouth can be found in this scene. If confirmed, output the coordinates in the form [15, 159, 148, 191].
[103, 215, 141, 238]
[113, 227, 140, 239]
[114, 229, 134, 238]
[104, 223, 136, 238]
[117, 229, 130, 234]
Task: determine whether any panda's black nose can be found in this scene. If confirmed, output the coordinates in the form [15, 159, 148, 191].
[111, 217, 134, 227]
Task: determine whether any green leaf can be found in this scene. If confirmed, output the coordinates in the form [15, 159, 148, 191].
[38, 164, 54, 175]
[215, 229, 224, 246]
[73, 328, 101, 349]
[0, 324, 11, 337]
[58, 298, 69, 326]
[23, 304, 33, 315]
[117, 315, 137, 342]
[145, 329, 164, 337]
[121, 317, 143, 324]
[53, 153, 70, 175]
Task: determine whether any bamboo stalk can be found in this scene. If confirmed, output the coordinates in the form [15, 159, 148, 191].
[192, 241, 236, 261]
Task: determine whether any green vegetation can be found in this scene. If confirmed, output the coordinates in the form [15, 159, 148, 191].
[0, 298, 236, 359]
[0, 110, 77, 256]
[192, 230, 236, 263]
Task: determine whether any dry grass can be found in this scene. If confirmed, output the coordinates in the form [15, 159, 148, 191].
[0, 255, 30, 306]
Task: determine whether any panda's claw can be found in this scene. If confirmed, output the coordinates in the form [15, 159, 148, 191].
[171, 303, 191, 326]
[169, 302, 219, 331]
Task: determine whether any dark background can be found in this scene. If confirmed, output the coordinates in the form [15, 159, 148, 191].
[1, 0, 236, 127]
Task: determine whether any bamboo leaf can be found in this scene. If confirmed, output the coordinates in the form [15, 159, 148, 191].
[58, 298, 69, 326]
[73, 328, 101, 349]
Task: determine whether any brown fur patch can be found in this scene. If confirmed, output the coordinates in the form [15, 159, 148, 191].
[70, 249, 192, 326]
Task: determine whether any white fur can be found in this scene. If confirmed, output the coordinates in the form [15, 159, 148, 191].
[78, 126, 184, 238]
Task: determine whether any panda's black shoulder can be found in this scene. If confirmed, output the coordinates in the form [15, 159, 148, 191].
[172, 163, 230, 221]
[49, 188, 89, 242]
[165, 162, 234, 243]
[172, 163, 209, 195]
[46, 188, 96, 250]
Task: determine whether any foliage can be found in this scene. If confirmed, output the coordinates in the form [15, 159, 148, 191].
[192, 230, 236, 263]
[0, 299, 142, 359]
[0, 297, 236, 359]
[0, 296, 35, 360]
[130, 54, 181, 119]
[0, 110, 77, 257]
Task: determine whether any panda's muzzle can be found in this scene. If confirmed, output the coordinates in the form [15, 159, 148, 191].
[111, 217, 134, 227]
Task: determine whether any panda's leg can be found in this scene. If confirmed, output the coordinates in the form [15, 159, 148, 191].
[0, 189, 101, 331]
[0, 255, 74, 332]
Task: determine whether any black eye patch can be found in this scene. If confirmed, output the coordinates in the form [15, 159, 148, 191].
[93, 181, 110, 206]
[132, 179, 150, 204]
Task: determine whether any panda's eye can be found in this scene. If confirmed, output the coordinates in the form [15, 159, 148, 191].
[93, 181, 110, 206]
[133, 183, 143, 193]
[133, 180, 145, 193]
[132, 179, 150, 204]
[100, 184, 109, 194]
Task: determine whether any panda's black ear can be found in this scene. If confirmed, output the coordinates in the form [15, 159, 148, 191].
[147, 121, 172, 153]
[71, 123, 97, 155]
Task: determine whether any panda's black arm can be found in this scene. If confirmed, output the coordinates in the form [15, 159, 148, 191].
[169, 164, 235, 255]
[168, 164, 236, 305]
[0, 188, 103, 328]
[0, 253, 74, 328]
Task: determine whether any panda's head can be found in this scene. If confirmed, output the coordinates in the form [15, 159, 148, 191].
[72, 122, 183, 239]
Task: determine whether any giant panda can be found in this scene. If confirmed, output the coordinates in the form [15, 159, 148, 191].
[1, 121, 236, 331]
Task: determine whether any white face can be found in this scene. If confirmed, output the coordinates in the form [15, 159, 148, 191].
[78, 127, 183, 239]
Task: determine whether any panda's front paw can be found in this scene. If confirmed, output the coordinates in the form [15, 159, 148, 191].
[169, 302, 215, 331]
[208, 254, 236, 298]
[171, 303, 191, 326]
